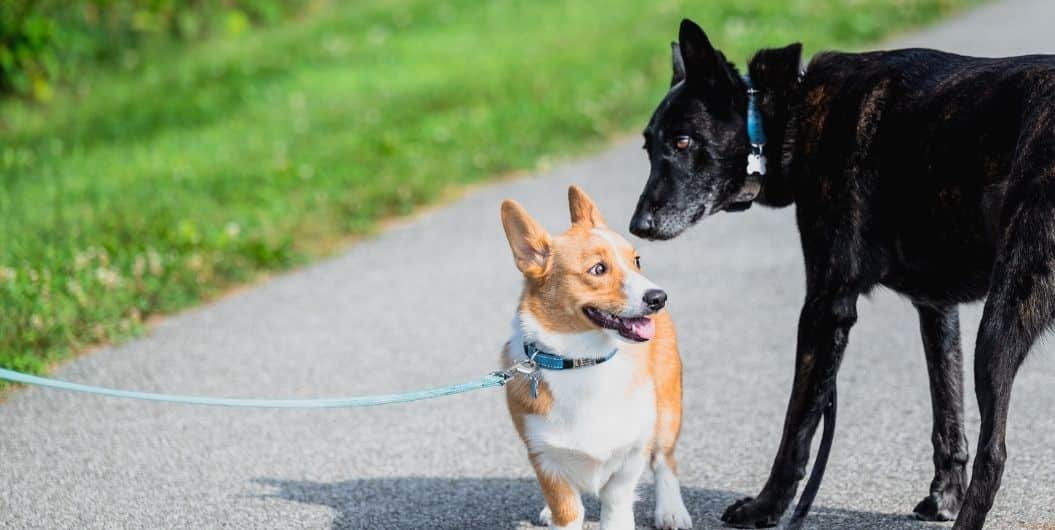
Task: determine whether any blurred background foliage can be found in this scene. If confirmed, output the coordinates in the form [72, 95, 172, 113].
[0, 0, 979, 380]
[0, 0, 322, 100]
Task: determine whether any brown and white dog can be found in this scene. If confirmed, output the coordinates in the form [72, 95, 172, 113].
[499, 186, 692, 530]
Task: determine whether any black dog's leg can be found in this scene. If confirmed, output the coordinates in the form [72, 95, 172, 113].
[912, 303, 969, 522]
[721, 290, 858, 528]
[955, 205, 1055, 529]
[955, 291, 1040, 529]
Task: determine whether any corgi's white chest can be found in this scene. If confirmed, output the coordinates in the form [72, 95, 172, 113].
[521, 354, 656, 494]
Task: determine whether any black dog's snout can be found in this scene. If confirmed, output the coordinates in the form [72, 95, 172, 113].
[630, 210, 655, 237]
[644, 289, 667, 311]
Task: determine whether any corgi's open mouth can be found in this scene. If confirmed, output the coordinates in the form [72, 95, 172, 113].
[582, 307, 656, 342]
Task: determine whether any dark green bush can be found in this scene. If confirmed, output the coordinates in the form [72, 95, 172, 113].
[0, 0, 314, 100]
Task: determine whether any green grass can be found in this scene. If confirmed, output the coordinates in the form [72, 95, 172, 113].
[0, 0, 979, 378]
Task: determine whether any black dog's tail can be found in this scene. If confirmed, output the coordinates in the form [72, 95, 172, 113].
[786, 382, 837, 530]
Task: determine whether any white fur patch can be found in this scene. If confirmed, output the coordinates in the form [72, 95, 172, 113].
[511, 314, 656, 500]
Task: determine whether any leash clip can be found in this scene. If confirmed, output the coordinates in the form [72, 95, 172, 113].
[491, 359, 538, 384]
[515, 358, 539, 375]
[491, 359, 542, 399]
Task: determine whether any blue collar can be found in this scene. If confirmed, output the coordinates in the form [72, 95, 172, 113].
[743, 75, 767, 147]
[743, 75, 767, 177]
[523, 342, 618, 371]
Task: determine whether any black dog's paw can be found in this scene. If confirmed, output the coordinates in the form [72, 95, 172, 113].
[913, 492, 960, 522]
[720, 496, 782, 528]
[914, 473, 965, 522]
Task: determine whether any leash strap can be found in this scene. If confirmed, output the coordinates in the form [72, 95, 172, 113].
[0, 367, 509, 409]
[787, 382, 838, 529]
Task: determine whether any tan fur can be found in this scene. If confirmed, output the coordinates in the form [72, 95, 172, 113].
[500, 186, 686, 528]
[530, 454, 583, 526]
[647, 311, 684, 472]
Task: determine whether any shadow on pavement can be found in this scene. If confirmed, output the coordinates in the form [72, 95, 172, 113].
[254, 476, 933, 529]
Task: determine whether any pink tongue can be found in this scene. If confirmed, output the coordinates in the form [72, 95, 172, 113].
[628, 318, 656, 341]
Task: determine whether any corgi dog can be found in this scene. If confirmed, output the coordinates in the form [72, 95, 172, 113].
[499, 186, 692, 530]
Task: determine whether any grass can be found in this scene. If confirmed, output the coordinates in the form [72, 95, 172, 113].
[0, 0, 980, 380]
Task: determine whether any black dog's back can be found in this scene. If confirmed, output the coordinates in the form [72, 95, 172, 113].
[789, 48, 1055, 306]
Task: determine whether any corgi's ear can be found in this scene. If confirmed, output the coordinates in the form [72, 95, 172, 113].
[568, 185, 607, 228]
[501, 200, 551, 278]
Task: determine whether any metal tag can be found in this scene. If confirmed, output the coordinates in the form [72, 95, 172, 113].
[746, 152, 767, 176]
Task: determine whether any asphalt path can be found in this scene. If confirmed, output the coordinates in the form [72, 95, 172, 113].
[2, 1, 1054, 528]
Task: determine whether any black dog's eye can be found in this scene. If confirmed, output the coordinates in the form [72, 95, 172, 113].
[588, 262, 607, 276]
[674, 136, 692, 150]
[634, 256, 641, 269]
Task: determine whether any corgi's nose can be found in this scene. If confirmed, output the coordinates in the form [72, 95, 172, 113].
[643, 289, 667, 311]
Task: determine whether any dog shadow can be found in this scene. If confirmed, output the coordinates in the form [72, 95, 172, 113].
[253, 476, 933, 529]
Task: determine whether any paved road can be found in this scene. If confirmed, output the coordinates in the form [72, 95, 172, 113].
[3, 1, 1055, 528]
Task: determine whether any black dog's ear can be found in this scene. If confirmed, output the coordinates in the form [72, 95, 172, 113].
[749, 43, 803, 89]
[678, 19, 734, 99]
[671, 42, 686, 86]
[755, 43, 801, 83]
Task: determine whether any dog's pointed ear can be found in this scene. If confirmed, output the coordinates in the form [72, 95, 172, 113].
[501, 200, 552, 278]
[749, 43, 803, 89]
[678, 19, 720, 81]
[773, 42, 803, 83]
[671, 41, 686, 86]
[568, 185, 607, 228]
[678, 19, 733, 98]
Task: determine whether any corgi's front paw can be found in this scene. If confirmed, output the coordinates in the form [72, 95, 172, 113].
[538, 505, 551, 526]
[540, 505, 584, 530]
[654, 497, 692, 529]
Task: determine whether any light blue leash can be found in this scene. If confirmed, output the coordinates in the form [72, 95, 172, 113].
[0, 341, 597, 409]
[0, 366, 519, 409]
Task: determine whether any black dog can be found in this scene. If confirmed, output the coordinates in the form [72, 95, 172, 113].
[630, 18, 1055, 530]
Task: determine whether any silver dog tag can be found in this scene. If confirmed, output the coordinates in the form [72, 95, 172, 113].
[746, 152, 767, 176]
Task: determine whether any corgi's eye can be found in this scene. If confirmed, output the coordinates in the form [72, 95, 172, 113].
[634, 256, 641, 269]
[588, 262, 607, 276]
[674, 136, 692, 150]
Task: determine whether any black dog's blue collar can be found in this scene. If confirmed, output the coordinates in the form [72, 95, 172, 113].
[523, 342, 617, 370]
[725, 75, 768, 213]
[743, 74, 767, 175]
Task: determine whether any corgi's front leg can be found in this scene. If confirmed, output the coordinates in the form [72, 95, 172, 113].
[652, 450, 693, 529]
[531, 457, 584, 530]
[599, 450, 648, 530]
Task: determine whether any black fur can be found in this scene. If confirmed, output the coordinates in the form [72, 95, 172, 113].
[630, 18, 1055, 530]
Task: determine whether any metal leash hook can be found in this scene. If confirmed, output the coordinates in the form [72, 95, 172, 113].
[522, 352, 543, 399]
[491, 357, 541, 398]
